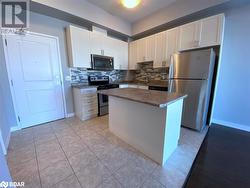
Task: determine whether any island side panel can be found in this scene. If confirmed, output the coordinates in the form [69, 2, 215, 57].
[109, 96, 166, 164]
[162, 99, 184, 165]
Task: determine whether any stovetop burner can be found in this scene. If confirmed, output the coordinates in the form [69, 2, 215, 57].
[88, 76, 119, 90]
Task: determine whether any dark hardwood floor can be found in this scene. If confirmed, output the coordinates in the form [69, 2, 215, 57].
[184, 124, 250, 188]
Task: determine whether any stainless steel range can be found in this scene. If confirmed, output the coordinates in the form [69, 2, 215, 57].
[88, 76, 119, 116]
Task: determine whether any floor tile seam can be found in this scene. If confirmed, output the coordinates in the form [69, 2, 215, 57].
[53, 129, 84, 188]
[33, 137, 43, 188]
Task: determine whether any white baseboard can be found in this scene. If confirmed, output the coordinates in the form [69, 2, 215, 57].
[66, 113, 75, 118]
[0, 130, 7, 155]
[212, 119, 250, 132]
[11, 126, 21, 132]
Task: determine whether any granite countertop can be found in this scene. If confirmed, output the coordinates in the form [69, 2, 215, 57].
[98, 88, 187, 108]
[117, 80, 169, 87]
[71, 84, 98, 89]
[72, 80, 169, 89]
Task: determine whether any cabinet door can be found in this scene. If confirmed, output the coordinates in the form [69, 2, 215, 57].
[129, 41, 138, 70]
[146, 35, 156, 62]
[66, 25, 91, 68]
[120, 41, 129, 69]
[113, 39, 128, 70]
[102, 35, 117, 57]
[136, 38, 147, 62]
[154, 31, 167, 68]
[199, 14, 224, 47]
[90, 32, 104, 55]
[166, 28, 180, 66]
[179, 21, 201, 51]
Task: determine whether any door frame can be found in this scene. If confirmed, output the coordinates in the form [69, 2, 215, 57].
[2, 32, 67, 131]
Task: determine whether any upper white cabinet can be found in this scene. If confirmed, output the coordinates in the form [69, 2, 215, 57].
[114, 40, 128, 70]
[67, 25, 129, 69]
[154, 31, 167, 68]
[166, 28, 180, 66]
[179, 14, 225, 51]
[66, 25, 91, 68]
[129, 41, 138, 70]
[136, 38, 147, 62]
[146, 35, 156, 62]
[199, 14, 224, 47]
[179, 21, 201, 51]
[90, 31, 104, 55]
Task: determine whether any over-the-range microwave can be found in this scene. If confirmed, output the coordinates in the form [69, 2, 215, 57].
[91, 54, 114, 71]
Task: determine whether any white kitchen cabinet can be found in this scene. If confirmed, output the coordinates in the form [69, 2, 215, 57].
[66, 25, 91, 68]
[73, 87, 98, 121]
[166, 28, 180, 66]
[154, 31, 167, 68]
[114, 40, 128, 70]
[136, 38, 147, 62]
[199, 14, 224, 47]
[179, 21, 201, 51]
[129, 41, 138, 70]
[90, 31, 107, 56]
[146, 35, 156, 62]
[178, 14, 224, 51]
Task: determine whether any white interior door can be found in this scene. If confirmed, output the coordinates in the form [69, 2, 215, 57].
[4, 33, 65, 128]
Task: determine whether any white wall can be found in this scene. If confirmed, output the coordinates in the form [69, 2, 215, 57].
[0, 142, 12, 182]
[212, 4, 250, 131]
[132, 0, 229, 35]
[0, 36, 17, 150]
[33, 0, 132, 35]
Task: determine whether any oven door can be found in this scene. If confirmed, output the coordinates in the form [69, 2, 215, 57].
[91, 54, 114, 70]
[98, 93, 109, 116]
[98, 93, 108, 107]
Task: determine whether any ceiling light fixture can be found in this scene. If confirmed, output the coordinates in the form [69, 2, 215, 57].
[121, 0, 141, 9]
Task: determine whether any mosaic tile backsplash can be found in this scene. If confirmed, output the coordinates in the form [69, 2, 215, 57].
[70, 62, 169, 85]
[135, 62, 169, 82]
[70, 68, 135, 84]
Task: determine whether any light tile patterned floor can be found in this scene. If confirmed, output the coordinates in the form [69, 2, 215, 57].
[7, 115, 207, 188]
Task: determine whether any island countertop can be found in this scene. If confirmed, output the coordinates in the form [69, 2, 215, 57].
[98, 88, 187, 108]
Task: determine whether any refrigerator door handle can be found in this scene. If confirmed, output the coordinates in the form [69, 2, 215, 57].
[169, 55, 174, 79]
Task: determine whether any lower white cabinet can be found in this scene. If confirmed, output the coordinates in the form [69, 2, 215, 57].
[73, 87, 98, 121]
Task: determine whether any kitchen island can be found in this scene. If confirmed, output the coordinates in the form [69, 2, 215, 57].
[98, 88, 187, 165]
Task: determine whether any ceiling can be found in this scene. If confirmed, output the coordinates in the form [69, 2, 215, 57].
[86, 0, 176, 23]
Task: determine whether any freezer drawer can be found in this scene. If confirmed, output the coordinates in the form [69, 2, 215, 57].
[169, 79, 211, 131]
[170, 49, 215, 79]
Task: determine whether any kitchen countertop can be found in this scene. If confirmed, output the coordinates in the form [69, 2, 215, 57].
[71, 84, 98, 89]
[72, 80, 169, 89]
[98, 88, 187, 108]
[116, 80, 169, 87]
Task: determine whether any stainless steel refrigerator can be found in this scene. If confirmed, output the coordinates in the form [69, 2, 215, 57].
[169, 49, 216, 131]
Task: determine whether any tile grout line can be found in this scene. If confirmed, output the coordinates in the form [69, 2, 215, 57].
[68, 119, 125, 188]
[51, 121, 84, 188]
[32, 128, 43, 188]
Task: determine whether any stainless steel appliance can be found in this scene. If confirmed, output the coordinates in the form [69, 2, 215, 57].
[88, 76, 119, 116]
[169, 49, 216, 131]
[91, 54, 114, 70]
